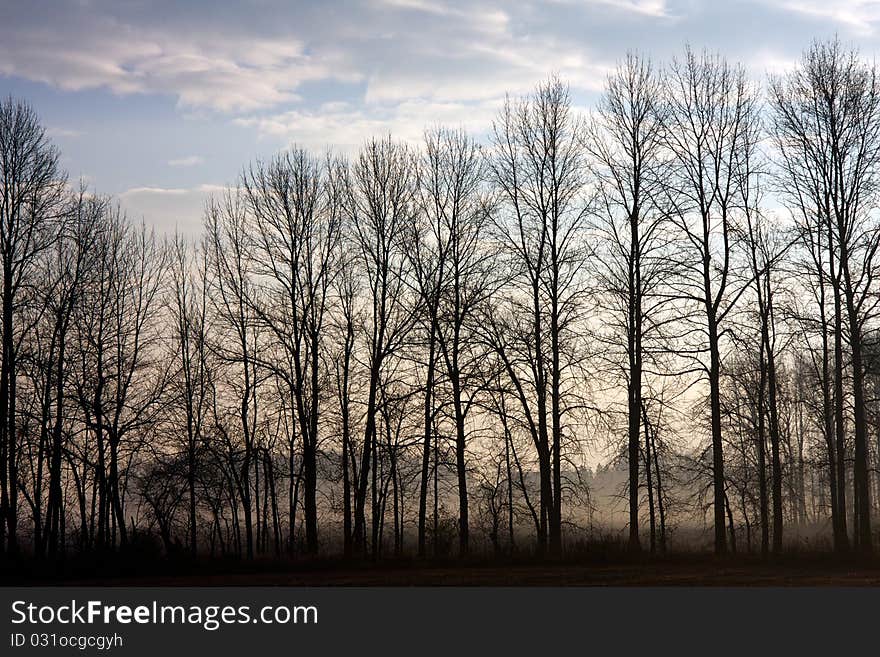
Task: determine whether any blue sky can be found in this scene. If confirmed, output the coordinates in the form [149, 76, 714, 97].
[3, 0, 880, 234]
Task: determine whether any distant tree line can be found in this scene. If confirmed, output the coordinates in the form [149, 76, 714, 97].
[2, 38, 880, 561]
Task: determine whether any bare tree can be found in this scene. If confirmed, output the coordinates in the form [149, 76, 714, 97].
[243, 149, 342, 555]
[18, 186, 103, 557]
[0, 98, 66, 553]
[488, 77, 589, 554]
[330, 252, 361, 557]
[662, 48, 760, 554]
[73, 208, 167, 550]
[345, 137, 419, 555]
[205, 190, 260, 559]
[769, 38, 880, 553]
[169, 234, 212, 557]
[410, 126, 492, 556]
[585, 53, 671, 551]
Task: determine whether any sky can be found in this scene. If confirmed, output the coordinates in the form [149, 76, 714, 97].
[3, 0, 880, 235]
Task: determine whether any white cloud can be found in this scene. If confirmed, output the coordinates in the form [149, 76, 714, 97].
[564, 0, 669, 17]
[375, 0, 511, 33]
[46, 127, 84, 139]
[746, 49, 800, 76]
[235, 97, 505, 152]
[120, 186, 190, 197]
[168, 155, 205, 167]
[602, 0, 668, 16]
[119, 184, 230, 235]
[0, 0, 614, 117]
[0, 11, 359, 112]
[777, 0, 880, 34]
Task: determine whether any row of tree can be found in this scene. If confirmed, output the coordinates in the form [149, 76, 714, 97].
[2, 38, 880, 561]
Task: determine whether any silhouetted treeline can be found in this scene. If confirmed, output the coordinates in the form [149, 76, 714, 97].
[3, 38, 880, 562]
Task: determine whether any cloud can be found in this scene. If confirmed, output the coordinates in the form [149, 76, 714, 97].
[0, 0, 619, 117]
[119, 184, 229, 235]
[168, 155, 205, 167]
[120, 186, 190, 197]
[600, 0, 668, 16]
[235, 97, 505, 152]
[559, 0, 669, 17]
[46, 126, 84, 139]
[0, 4, 360, 112]
[2, 0, 875, 124]
[776, 0, 880, 35]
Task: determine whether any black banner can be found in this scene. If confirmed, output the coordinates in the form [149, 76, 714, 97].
[0, 587, 875, 655]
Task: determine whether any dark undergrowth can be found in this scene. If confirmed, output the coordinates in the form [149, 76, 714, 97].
[4, 538, 880, 585]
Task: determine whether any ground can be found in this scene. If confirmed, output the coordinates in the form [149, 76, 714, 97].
[7, 553, 880, 586]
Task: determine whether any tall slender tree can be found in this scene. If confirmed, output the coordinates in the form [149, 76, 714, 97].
[585, 53, 670, 552]
[662, 48, 760, 554]
[345, 137, 418, 555]
[489, 78, 588, 554]
[0, 98, 66, 553]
